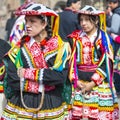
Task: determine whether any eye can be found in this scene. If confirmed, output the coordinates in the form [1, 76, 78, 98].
[30, 19, 35, 23]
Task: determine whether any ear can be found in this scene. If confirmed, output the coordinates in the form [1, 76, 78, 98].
[42, 21, 47, 30]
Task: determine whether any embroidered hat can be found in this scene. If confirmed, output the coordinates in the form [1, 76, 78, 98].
[15, 3, 58, 17]
[77, 5, 104, 15]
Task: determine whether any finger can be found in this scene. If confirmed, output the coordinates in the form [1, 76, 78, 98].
[81, 88, 86, 94]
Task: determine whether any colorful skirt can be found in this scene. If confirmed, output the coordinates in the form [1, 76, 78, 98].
[68, 81, 119, 120]
[1, 102, 68, 120]
[1, 90, 69, 120]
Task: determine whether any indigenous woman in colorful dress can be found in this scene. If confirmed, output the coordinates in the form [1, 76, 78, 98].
[0, 39, 11, 117]
[67, 5, 119, 120]
[1, 3, 71, 120]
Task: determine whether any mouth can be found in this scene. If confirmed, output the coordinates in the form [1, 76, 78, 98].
[82, 27, 87, 31]
[27, 30, 32, 34]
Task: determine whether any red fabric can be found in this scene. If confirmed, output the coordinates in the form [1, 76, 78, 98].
[115, 36, 120, 44]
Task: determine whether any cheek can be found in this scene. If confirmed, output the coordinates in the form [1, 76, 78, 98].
[87, 22, 94, 28]
[32, 25, 43, 34]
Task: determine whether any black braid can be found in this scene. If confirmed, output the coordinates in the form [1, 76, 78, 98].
[45, 16, 53, 40]
[20, 35, 30, 48]
[93, 16, 101, 59]
[37, 15, 52, 41]
[93, 28, 101, 59]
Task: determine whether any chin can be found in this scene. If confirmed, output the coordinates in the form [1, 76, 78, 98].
[27, 34, 33, 37]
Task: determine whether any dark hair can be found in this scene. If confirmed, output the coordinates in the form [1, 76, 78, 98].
[11, 11, 15, 18]
[66, 0, 80, 7]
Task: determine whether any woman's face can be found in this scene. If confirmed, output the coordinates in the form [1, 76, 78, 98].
[79, 14, 97, 35]
[25, 15, 46, 37]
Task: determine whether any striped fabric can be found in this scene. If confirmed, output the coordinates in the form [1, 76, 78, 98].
[15, 3, 58, 16]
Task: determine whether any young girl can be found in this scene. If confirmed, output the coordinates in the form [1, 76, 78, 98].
[1, 3, 71, 120]
[68, 5, 119, 120]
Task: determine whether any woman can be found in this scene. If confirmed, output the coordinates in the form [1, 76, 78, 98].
[1, 3, 71, 120]
[67, 5, 119, 120]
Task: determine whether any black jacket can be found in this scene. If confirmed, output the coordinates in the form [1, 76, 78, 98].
[58, 9, 81, 41]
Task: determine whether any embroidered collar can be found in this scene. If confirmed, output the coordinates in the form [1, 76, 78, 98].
[80, 30, 101, 43]
[29, 37, 47, 47]
[29, 37, 35, 47]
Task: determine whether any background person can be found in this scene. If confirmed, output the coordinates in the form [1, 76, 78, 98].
[58, 0, 81, 41]
[105, 5, 112, 27]
[5, 11, 16, 41]
[107, 0, 120, 95]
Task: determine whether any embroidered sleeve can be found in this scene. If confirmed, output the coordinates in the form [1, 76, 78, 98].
[91, 54, 107, 85]
[24, 68, 43, 83]
[24, 42, 70, 85]
[23, 80, 39, 94]
[24, 65, 68, 85]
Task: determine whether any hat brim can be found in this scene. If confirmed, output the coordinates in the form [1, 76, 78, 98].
[15, 10, 58, 16]
[15, 3, 58, 17]
[78, 10, 105, 15]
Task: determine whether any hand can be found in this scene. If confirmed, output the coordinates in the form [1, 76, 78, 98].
[111, 33, 118, 40]
[81, 81, 96, 94]
[77, 80, 86, 89]
[17, 67, 25, 78]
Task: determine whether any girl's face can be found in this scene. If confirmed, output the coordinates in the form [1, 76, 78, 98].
[25, 15, 46, 37]
[79, 14, 97, 36]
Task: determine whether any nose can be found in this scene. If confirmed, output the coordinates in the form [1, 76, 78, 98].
[26, 22, 30, 28]
[25, 20, 31, 28]
[81, 21, 86, 26]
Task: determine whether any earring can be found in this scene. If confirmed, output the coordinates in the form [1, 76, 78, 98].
[39, 33, 42, 38]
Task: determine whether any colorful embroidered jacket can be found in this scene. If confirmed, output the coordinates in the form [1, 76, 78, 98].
[4, 35, 71, 97]
[68, 30, 114, 88]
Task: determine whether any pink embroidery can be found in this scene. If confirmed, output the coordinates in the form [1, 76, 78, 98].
[27, 81, 39, 93]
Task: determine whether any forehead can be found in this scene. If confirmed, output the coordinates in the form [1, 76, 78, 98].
[80, 14, 90, 18]
[25, 15, 38, 19]
[108, 2, 115, 4]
